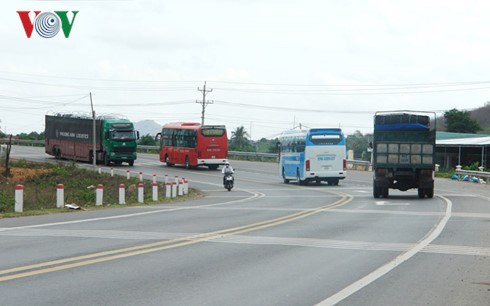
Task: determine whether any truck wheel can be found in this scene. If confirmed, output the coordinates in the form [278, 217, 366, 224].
[418, 188, 425, 199]
[425, 188, 434, 198]
[185, 156, 191, 169]
[104, 153, 110, 166]
[208, 165, 219, 170]
[332, 179, 339, 186]
[128, 160, 134, 166]
[382, 187, 389, 198]
[373, 185, 381, 198]
[54, 148, 61, 160]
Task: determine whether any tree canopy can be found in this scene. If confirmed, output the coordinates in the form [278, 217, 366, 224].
[346, 130, 371, 161]
[444, 108, 481, 134]
[229, 126, 254, 151]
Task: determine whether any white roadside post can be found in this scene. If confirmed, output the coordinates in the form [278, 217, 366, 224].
[96, 184, 103, 206]
[165, 182, 171, 199]
[164, 174, 168, 184]
[118, 183, 125, 205]
[171, 182, 177, 198]
[15, 184, 23, 213]
[183, 178, 188, 195]
[153, 174, 157, 184]
[139, 172, 143, 182]
[152, 182, 158, 201]
[98, 167, 102, 174]
[178, 179, 184, 196]
[126, 170, 131, 180]
[56, 184, 64, 209]
[138, 183, 144, 203]
[110, 168, 114, 177]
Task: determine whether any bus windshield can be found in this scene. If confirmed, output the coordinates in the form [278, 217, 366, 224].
[309, 134, 342, 145]
[201, 128, 225, 137]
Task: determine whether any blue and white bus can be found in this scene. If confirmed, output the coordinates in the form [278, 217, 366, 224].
[278, 128, 347, 185]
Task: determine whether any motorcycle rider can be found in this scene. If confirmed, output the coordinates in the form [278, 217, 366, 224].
[222, 162, 234, 185]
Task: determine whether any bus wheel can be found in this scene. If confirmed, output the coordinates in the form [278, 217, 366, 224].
[128, 160, 134, 166]
[373, 185, 381, 198]
[296, 170, 303, 185]
[332, 179, 339, 186]
[185, 157, 191, 169]
[165, 155, 173, 167]
[282, 169, 289, 184]
[418, 188, 425, 199]
[208, 165, 219, 170]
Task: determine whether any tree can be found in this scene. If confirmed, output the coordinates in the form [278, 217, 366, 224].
[346, 130, 371, 161]
[138, 134, 157, 146]
[17, 131, 44, 140]
[444, 108, 481, 133]
[229, 126, 254, 151]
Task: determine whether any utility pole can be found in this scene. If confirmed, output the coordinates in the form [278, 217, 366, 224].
[196, 81, 213, 125]
[90, 92, 96, 170]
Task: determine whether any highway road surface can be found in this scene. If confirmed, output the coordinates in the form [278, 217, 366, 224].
[0, 146, 489, 305]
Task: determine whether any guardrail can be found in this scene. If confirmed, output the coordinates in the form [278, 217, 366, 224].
[455, 169, 490, 179]
[0, 139, 44, 146]
[2, 140, 374, 171]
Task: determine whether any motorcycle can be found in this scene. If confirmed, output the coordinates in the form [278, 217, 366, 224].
[224, 173, 234, 191]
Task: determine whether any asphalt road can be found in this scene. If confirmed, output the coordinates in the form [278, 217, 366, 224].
[0, 146, 489, 305]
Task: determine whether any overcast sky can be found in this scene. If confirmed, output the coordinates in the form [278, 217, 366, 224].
[2, 0, 490, 139]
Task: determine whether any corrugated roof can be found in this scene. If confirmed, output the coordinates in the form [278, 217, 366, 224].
[436, 131, 489, 140]
[437, 136, 490, 146]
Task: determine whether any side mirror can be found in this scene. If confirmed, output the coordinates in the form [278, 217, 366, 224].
[155, 132, 161, 141]
[136, 131, 140, 140]
[369, 141, 373, 149]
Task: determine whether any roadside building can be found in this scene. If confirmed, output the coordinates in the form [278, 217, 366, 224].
[436, 132, 490, 170]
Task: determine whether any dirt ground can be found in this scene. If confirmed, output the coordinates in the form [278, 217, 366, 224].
[0, 167, 51, 184]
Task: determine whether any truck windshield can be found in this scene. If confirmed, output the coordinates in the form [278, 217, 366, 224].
[111, 130, 136, 141]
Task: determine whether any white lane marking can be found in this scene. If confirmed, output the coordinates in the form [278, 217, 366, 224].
[375, 201, 410, 206]
[3, 229, 487, 257]
[317, 195, 453, 306]
[0, 191, 266, 232]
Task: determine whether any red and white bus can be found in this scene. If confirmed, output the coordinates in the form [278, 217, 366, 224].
[156, 122, 228, 169]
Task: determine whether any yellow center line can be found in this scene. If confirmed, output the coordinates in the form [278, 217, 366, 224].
[0, 191, 353, 282]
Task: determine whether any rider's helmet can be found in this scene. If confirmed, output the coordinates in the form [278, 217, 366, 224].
[224, 162, 230, 166]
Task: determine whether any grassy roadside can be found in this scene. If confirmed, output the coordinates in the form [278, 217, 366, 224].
[0, 159, 200, 218]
